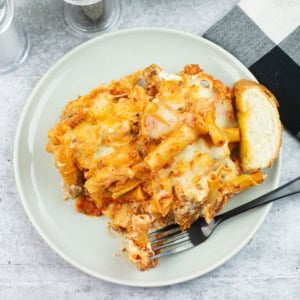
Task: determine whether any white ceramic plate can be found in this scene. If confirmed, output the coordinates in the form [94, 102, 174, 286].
[14, 28, 280, 287]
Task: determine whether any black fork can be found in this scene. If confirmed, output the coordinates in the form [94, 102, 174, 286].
[149, 177, 300, 259]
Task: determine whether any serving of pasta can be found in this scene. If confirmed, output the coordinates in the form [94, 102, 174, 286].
[46, 64, 266, 270]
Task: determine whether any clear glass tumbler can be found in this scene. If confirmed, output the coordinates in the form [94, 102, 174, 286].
[63, 0, 121, 37]
[0, 0, 29, 74]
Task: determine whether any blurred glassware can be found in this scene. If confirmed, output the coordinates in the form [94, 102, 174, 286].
[63, 0, 121, 37]
[0, 0, 29, 74]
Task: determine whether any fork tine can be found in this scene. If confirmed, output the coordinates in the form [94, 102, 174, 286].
[151, 231, 190, 250]
[148, 224, 180, 238]
[149, 223, 201, 259]
[149, 227, 182, 243]
[151, 240, 194, 259]
[150, 230, 187, 245]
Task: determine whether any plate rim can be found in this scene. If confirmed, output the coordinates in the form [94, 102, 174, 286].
[13, 27, 281, 287]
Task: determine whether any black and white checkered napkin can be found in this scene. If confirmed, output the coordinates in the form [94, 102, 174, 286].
[204, 0, 300, 138]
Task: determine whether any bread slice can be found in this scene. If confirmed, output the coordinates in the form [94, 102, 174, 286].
[233, 80, 282, 172]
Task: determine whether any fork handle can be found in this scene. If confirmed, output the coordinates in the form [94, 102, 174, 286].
[215, 177, 300, 223]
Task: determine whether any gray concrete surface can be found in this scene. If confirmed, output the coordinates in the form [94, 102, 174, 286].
[0, 0, 299, 299]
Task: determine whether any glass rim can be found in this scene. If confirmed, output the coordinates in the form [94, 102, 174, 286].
[63, 0, 104, 6]
[0, 0, 14, 34]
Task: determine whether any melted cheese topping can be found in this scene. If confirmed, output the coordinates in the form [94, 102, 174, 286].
[158, 70, 182, 81]
[143, 103, 178, 139]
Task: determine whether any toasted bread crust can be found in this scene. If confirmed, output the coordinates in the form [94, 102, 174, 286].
[234, 80, 282, 172]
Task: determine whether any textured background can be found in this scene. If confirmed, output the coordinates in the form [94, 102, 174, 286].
[1, 0, 300, 299]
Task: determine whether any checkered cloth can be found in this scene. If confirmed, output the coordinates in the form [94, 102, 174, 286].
[204, 0, 300, 138]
